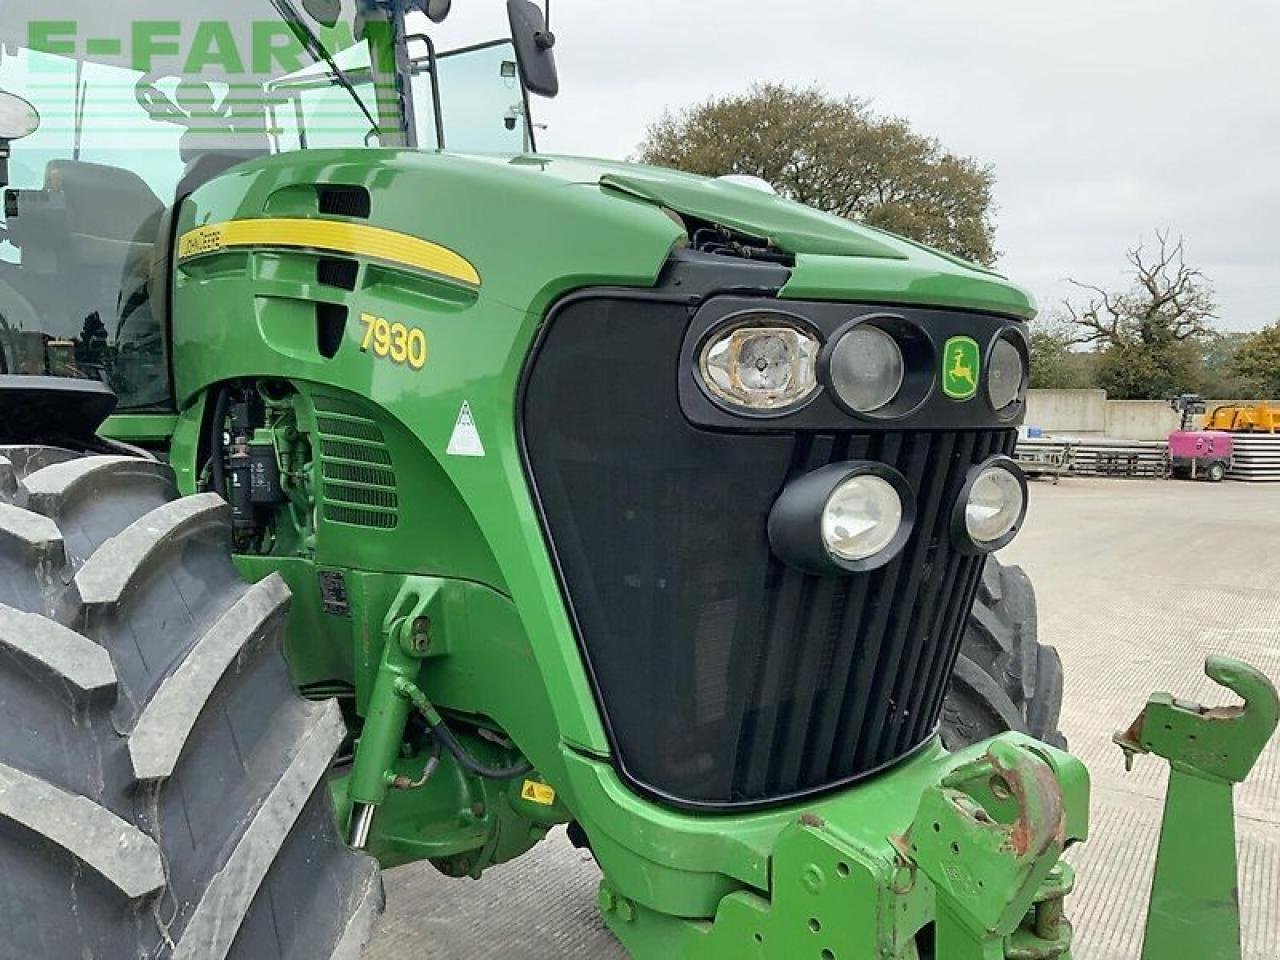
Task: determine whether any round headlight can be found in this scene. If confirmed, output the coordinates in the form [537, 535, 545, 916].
[827, 325, 905, 414]
[768, 462, 916, 574]
[699, 320, 820, 413]
[988, 336, 1027, 414]
[822, 474, 903, 562]
[953, 458, 1027, 553]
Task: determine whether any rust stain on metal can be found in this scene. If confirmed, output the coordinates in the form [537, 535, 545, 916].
[889, 833, 912, 861]
[987, 749, 1064, 859]
[1204, 704, 1244, 721]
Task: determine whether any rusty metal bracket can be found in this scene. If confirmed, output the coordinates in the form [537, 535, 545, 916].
[1114, 655, 1279, 960]
[906, 740, 1069, 960]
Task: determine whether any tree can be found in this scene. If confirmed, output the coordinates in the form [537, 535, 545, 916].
[1197, 331, 1254, 399]
[1061, 232, 1217, 399]
[637, 84, 998, 265]
[1229, 322, 1280, 398]
[1091, 341, 1202, 401]
[1028, 314, 1092, 389]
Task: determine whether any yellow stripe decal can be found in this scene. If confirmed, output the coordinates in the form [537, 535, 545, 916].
[177, 218, 480, 287]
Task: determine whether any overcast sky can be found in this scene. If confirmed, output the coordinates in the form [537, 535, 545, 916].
[429, 1, 1279, 331]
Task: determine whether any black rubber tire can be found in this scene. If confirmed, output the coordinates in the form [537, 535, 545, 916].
[1207, 461, 1227, 483]
[0, 447, 382, 960]
[941, 557, 1067, 750]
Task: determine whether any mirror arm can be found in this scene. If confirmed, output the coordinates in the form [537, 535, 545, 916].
[404, 34, 446, 149]
[535, 0, 555, 49]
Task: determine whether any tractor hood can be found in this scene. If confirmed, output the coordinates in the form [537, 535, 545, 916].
[178, 149, 1036, 330]
[499, 154, 1036, 320]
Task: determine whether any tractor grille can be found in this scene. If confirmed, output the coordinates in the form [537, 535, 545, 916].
[313, 396, 399, 530]
[521, 292, 1016, 809]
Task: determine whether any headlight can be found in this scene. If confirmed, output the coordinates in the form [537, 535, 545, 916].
[823, 474, 902, 562]
[988, 334, 1028, 415]
[953, 457, 1027, 554]
[769, 462, 916, 574]
[826, 325, 904, 414]
[699, 318, 820, 413]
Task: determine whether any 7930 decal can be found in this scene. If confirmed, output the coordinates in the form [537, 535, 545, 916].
[360, 312, 428, 370]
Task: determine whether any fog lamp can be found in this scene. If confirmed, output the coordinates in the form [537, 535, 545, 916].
[953, 457, 1027, 554]
[699, 318, 820, 413]
[769, 462, 915, 574]
[823, 475, 902, 562]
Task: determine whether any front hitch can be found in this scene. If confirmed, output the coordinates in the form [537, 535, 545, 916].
[1114, 656, 1279, 960]
[905, 740, 1073, 960]
[617, 736, 1089, 960]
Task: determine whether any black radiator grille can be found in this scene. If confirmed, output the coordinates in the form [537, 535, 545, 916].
[521, 291, 1018, 809]
[732, 429, 1006, 800]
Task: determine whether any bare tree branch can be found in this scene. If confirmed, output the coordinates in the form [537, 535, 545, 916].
[1062, 233, 1217, 350]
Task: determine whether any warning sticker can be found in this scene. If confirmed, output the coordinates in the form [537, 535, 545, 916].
[447, 402, 486, 458]
[520, 779, 557, 806]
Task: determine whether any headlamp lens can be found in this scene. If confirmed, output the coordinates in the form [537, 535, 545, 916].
[828, 325, 905, 414]
[700, 321, 820, 412]
[965, 465, 1025, 544]
[822, 474, 904, 562]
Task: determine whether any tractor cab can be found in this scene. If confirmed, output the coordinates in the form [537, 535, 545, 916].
[0, 0, 549, 411]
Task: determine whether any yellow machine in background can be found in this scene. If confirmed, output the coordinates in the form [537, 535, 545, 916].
[1205, 403, 1280, 433]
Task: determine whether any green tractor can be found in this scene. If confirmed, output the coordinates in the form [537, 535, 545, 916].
[0, 2, 1273, 958]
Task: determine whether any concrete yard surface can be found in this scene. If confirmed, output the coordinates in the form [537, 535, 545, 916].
[365, 477, 1280, 960]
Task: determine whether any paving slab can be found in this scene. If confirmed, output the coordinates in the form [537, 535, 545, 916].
[365, 476, 1280, 959]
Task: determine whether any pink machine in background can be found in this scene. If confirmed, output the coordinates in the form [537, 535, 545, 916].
[1168, 395, 1233, 482]
[1168, 430, 1234, 482]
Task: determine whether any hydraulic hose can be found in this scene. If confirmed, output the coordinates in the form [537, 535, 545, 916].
[395, 678, 533, 780]
[428, 718, 533, 781]
[208, 385, 230, 497]
[390, 735, 442, 791]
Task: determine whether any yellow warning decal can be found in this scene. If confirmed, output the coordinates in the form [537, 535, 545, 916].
[177, 218, 481, 288]
[520, 779, 557, 806]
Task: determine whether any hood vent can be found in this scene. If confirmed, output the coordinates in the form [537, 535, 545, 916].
[312, 395, 399, 530]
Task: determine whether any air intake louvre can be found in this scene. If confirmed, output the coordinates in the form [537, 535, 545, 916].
[312, 396, 399, 530]
[317, 185, 371, 219]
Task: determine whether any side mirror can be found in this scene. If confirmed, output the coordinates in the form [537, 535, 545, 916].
[507, 0, 559, 98]
[0, 91, 39, 188]
[0, 91, 39, 142]
[301, 0, 342, 29]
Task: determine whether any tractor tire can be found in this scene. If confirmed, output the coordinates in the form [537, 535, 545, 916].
[941, 557, 1067, 750]
[0, 447, 382, 960]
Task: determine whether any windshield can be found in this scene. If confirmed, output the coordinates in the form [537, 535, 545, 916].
[0, 2, 540, 412]
[411, 40, 536, 153]
[0, 1, 383, 408]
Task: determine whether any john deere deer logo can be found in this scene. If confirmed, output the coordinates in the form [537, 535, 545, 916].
[943, 336, 980, 400]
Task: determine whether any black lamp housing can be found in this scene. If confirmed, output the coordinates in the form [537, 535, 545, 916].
[768, 461, 916, 575]
[950, 455, 1029, 556]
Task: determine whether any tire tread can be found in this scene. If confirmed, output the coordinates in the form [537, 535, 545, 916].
[942, 557, 1067, 749]
[0, 450, 382, 959]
